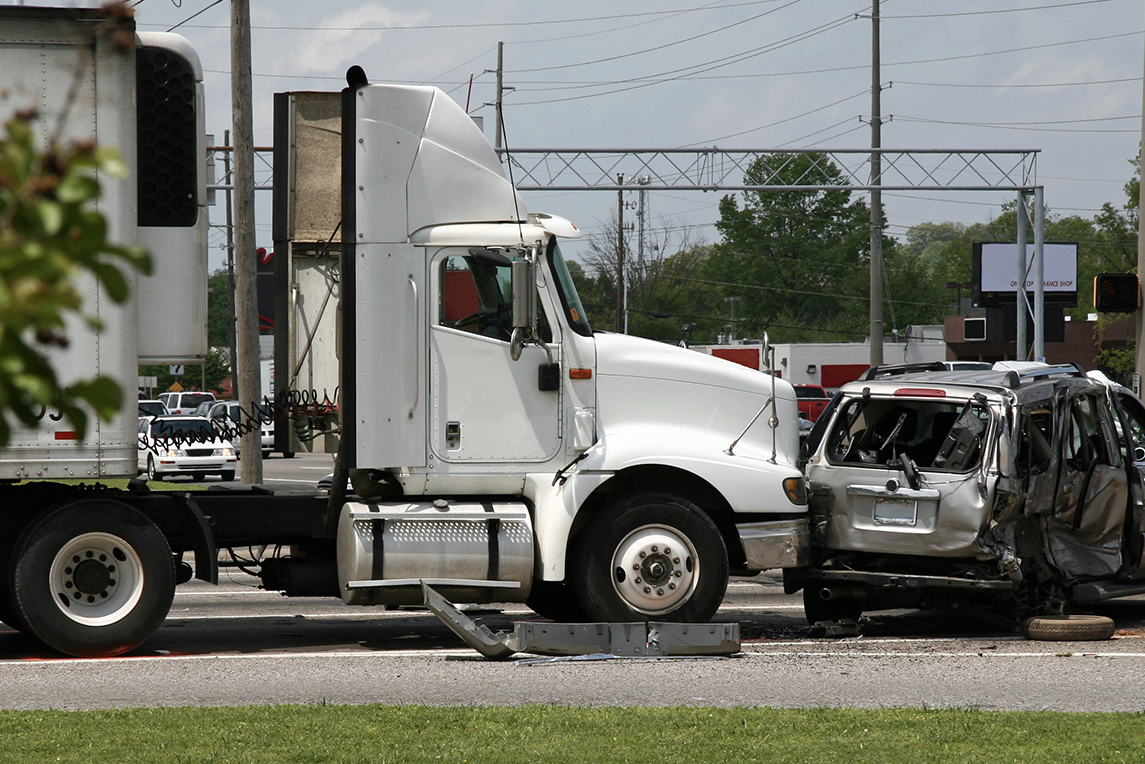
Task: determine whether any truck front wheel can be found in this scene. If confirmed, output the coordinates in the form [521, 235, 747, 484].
[11, 501, 175, 657]
[571, 492, 728, 623]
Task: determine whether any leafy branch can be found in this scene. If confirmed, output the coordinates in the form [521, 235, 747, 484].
[0, 112, 151, 445]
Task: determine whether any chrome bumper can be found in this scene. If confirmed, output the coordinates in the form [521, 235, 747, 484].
[738, 518, 810, 570]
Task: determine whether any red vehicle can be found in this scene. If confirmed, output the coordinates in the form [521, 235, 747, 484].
[794, 384, 831, 423]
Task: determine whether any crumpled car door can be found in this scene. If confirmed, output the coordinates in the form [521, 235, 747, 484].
[1040, 390, 1129, 581]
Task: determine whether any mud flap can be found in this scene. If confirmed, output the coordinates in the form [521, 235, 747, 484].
[421, 582, 741, 660]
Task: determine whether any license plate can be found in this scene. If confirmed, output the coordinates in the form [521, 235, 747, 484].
[874, 497, 917, 526]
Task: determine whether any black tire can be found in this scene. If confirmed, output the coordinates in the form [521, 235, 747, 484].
[146, 455, 163, 482]
[802, 585, 864, 625]
[1022, 614, 1115, 641]
[571, 492, 728, 623]
[10, 501, 176, 657]
[220, 471, 235, 482]
[0, 579, 27, 633]
[526, 580, 589, 622]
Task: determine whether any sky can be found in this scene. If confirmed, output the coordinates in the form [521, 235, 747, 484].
[5, 0, 1144, 273]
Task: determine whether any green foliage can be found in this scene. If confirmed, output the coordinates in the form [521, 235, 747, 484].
[139, 347, 231, 397]
[0, 113, 150, 445]
[706, 152, 943, 343]
[207, 267, 233, 348]
[0, 705, 1143, 763]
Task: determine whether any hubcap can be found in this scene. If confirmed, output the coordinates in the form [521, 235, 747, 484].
[49, 533, 144, 626]
[610, 525, 698, 615]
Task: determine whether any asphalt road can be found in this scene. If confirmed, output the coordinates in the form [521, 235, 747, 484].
[4, 453, 1145, 712]
[4, 566, 1145, 712]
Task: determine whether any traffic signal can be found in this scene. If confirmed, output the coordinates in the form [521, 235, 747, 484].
[1094, 273, 1139, 313]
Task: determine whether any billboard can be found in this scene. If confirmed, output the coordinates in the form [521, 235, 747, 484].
[973, 242, 1078, 307]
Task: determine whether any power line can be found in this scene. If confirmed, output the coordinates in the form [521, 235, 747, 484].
[682, 90, 868, 146]
[881, 0, 1117, 19]
[504, 0, 805, 75]
[894, 76, 1140, 90]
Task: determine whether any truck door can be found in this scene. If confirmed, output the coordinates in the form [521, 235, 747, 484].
[429, 250, 561, 463]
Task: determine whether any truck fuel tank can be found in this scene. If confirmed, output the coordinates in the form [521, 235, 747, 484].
[336, 499, 533, 606]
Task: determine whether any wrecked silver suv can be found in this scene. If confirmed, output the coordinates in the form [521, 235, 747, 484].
[789, 362, 1145, 625]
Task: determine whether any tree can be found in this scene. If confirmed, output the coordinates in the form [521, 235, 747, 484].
[207, 268, 234, 349]
[574, 214, 722, 343]
[0, 113, 150, 444]
[708, 153, 880, 342]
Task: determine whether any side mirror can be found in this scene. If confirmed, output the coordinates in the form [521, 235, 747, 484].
[511, 258, 535, 330]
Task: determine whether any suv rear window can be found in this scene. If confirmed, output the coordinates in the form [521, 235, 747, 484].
[825, 397, 990, 472]
[180, 393, 215, 408]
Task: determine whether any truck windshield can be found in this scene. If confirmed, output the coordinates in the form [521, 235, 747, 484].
[547, 239, 592, 337]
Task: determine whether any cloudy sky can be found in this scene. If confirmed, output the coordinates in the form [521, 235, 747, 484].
[7, 0, 1144, 270]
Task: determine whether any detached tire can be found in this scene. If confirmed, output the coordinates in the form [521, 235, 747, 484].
[11, 501, 176, 657]
[571, 492, 728, 623]
[1022, 614, 1115, 641]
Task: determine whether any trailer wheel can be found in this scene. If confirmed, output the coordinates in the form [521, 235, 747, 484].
[0, 583, 26, 633]
[11, 501, 175, 657]
[1022, 614, 1115, 641]
[146, 455, 163, 482]
[571, 492, 728, 622]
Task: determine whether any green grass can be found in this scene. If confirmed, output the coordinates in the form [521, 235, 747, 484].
[1, 705, 1142, 763]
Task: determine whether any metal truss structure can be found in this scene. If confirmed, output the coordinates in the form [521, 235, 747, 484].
[497, 148, 1038, 193]
[207, 144, 1050, 361]
[498, 146, 1049, 361]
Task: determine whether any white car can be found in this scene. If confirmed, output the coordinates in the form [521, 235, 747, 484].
[137, 399, 168, 419]
[138, 416, 237, 481]
[157, 391, 217, 416]
[207, 401, 275, 457]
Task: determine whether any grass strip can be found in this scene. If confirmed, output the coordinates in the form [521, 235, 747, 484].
[1, 705, 1143, 763]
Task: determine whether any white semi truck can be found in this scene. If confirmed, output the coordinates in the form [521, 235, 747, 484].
[0, 7, 808, 657]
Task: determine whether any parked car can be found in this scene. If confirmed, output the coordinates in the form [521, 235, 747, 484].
[157, 391, 217, 416]
[794, 384, 831, 423]
[137, 399, 168, 419]
[207, 400, 275, 457]
[794, 362, 1145, 629]
[137, 415, 236, 481]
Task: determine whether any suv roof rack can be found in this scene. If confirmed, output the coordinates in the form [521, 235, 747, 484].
[857, 361, 1088, 391]
[1009, 363, 1086, 381]
[858, 362, 947, 381]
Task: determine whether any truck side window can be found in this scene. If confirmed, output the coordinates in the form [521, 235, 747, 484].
[439, 255, 511, 341]
[438, 254, 550, 343]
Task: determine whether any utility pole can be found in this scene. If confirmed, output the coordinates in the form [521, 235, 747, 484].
[223, 129, 237, 391]
[1137, 27, 1145, 392]
[868, 0, 884, 367]
[725, 296, 741, 343]
[232, 0, 262, 484]
[616, 173, 625, 333]
[494, 41, 503, 149]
